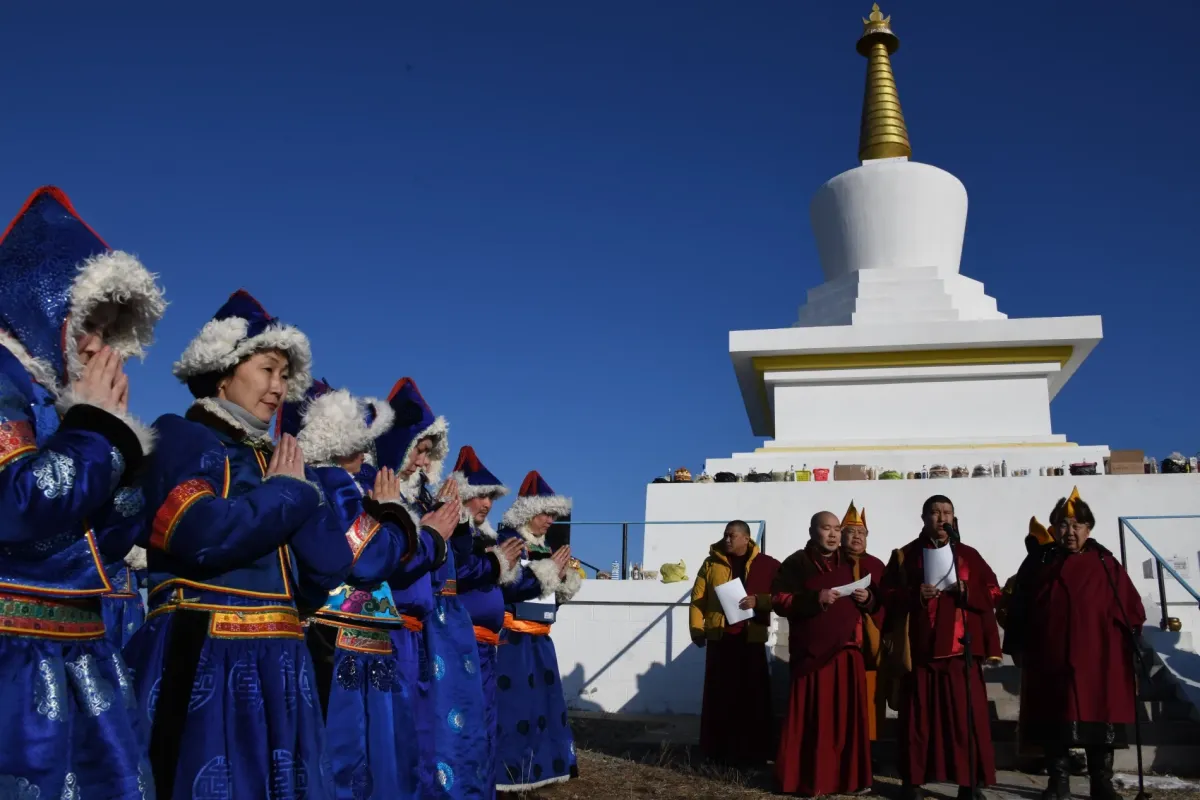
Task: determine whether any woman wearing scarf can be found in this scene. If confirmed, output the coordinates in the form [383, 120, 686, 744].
[0, 186, 166, 798]
[495, 471, 582, 793]
[125, 289, 354, 800]
[279, 379, 452, 799]
[373, 377, 483, 796]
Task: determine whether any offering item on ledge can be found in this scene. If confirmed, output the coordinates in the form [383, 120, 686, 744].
[971, 464, 991, 478]
[952, 465, 970, 478]
[673, 467, 693, 483]
[929, 464, 950, 479]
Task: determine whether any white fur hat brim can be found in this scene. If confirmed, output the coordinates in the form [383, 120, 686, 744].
[500, 494, 572, 530]
[296, 390, 394, 464]
[172, 316, 313, 401]
[450, 470, 510, 501]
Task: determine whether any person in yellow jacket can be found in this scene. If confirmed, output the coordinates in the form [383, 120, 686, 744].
[689, 520, 781, 766]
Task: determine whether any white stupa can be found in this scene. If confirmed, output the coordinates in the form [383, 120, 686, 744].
[716, 3, 1107, 475]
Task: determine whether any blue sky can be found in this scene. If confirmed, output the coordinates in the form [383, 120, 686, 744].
[3, 2, 1195, 573]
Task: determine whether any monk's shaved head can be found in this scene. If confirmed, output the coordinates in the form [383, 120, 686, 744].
[810, 511, 842, 554]
[810, 511, 839, 530]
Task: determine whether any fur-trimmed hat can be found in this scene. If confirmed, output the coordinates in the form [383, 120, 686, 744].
[0, 186, 166, 393]
[374, 377, 448, 494]
[501, 470, 572, 529]
[173, 289, 312, 401]
[277, 378, 394, 465]
[450, 445, 509, 501]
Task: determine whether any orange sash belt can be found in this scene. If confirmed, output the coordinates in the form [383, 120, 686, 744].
[400, 614, 424, 632]
[502, 611, 551, 637]
[438, 579, 457, 597]
[474, 626, 501, 646]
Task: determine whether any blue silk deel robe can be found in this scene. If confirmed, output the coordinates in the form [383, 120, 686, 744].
[494, 526, 580, 792]
[124, 401, 353, 800]
[0, 346, 155, 798]
[306, 463, 447, 800]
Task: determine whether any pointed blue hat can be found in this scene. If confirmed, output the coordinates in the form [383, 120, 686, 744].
[374, 377, 449, 487]
[0, 186, 164, 390]
[500, 470, 572, 529]
[173, 289, 312, 401]
[450, 445, 509, 500]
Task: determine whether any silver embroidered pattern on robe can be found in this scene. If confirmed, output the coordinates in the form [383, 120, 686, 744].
[113, 486, 145, 518]
[0, 774, 40, 799]
[111, 651, 136, 709]
[32, 451, 76, 499]
[35, 658, 66, 721]
[60, 772, 79, 800]
[65, 653, 115, 716]
[109, 446, 126, 491]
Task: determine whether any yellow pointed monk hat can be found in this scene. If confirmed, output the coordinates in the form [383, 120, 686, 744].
[1028, 516, 1054, 546]
[842, 500, 866, 529]
[1063, 486, 1082, 518]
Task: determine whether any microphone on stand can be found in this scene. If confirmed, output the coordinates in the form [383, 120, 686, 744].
[945, 521, 979, 795]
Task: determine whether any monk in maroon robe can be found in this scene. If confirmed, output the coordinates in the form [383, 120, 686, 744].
[1003, 492, 1144, 800]
[690, 520, 781, 765]
[881, 495, 1002, 800]
[841, 500, 887, 742]
[772, 511, 874, 796]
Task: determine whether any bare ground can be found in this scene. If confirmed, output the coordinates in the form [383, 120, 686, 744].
[510, 716, 1200, 800]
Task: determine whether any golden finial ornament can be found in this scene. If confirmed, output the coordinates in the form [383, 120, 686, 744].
[856, 4, 912, 162]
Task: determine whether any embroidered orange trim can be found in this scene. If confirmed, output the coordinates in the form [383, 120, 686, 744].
[150, 478, 216, 551]
[0, 420, 35, 469]
[474, 626, 501, 646]
[438, 579, 458, 597]
[400, 614, 424, 632]
[0, 592, 106, 640]
[345, 513, 382, 563]
[335, 625, 394, 655]
[503, 611, 551, 637]
[208, 608, 304, 640]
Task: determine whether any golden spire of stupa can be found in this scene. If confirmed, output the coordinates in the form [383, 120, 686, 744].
[856, 4, 912, 162]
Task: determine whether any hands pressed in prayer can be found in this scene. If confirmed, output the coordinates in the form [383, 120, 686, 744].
[73, 346, 129, 412]
[496, 537, 524, 569]
[551, 545, 572, 576]
[267, 434, 307, 481]
[421, 499, 461, 541]
[368, 467, 403, 505]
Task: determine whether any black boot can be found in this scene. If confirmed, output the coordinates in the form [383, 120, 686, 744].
[1086, 747, 1123, 800]
[956, 786, 985, 800]
[1041, 754, 1071, 800]
[900, 784, 923, 800]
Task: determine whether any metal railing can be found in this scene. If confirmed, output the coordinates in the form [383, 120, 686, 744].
[1118, 515, 1200, 630]
[568, 519, 767, 579]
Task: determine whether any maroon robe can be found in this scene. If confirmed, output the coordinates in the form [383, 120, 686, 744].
[883, 535, 1003, 788]
[849, 550, 887, 740]
[698, 549, 780, 765]
[1013, 541, 1145, 748]
[772, 544, 873, 796]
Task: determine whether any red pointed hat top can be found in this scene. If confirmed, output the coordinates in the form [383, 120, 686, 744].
[518, 470, 556, 498]
[453, 445, 483, 473]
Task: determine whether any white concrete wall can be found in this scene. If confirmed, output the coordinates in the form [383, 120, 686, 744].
[772, 373, 1055, 443]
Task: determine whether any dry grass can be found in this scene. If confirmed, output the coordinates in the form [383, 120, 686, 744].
[508, 716, 1200, 800]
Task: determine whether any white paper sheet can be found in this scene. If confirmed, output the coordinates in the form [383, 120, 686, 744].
[924, 545, 958, 590]
[520, 559, 557, 607]
[829, 574, 871, 597]
[714, 579, 755, 624]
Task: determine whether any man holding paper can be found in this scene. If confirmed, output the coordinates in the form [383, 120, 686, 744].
[771, 511, 876, 796]
[689, 520, 781, 766]
[881, 495, 1003, 800]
